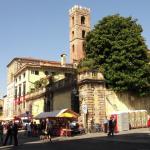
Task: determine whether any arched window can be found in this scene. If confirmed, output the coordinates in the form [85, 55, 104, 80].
[72, 31, 74, 39]
[81, 16, 85, 24]
[82, 30, 86, 38]
[72, 45, 75, 53]
[82, 42, 85, 52]
[72, 16, 74, 26]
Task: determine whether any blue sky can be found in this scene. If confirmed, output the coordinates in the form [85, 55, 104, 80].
[0, 0, 150, 98]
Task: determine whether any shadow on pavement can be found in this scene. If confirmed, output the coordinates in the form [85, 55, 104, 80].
[1, 130, 150, 150]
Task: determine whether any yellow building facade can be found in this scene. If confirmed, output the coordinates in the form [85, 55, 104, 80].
[6, 57, 75, 117]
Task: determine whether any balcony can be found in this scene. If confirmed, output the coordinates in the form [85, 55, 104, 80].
[25, 77, 74, 101]
[25, 88, 46, 101]
[78, 71, 104, 82]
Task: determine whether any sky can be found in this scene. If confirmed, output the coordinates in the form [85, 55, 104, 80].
[0, 0, 150, 98]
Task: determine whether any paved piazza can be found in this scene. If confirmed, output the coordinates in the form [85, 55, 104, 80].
[0, 128, 150, 150]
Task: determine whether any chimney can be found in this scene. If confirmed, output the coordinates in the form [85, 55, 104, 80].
[61, 54, 66, 66]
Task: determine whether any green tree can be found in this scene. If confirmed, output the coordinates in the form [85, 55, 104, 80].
[84, 14, 150, 96]
[34, 78, 49, 90]
[77, 58, 95, 73]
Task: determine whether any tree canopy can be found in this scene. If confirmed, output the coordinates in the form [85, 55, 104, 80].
[82, 14, 150, 96]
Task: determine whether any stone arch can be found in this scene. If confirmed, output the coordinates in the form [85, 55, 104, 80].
[81, 16, 85, 24]
[82, 30, 86, 38]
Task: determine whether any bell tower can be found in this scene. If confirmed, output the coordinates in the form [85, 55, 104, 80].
[69, 5, 91, 64]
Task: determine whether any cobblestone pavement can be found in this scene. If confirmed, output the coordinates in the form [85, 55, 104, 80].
[0, 128, 150, 150]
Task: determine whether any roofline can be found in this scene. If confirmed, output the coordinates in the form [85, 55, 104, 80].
[7, 57, 71, 67]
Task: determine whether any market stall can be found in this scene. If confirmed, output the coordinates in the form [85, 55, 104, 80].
[34, 108, 79, 136]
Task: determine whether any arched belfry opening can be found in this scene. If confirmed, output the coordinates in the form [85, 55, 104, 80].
[72, 16, 74, 26]
[72, 44, 75, 53]
[81, 16, 85, 24]
[82, 30, 86, 38]
[72, 31, 74, 39]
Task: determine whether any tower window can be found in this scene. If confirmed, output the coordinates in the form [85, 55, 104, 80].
[81, 16, 85, 24]
[72, 31, 74, 39]
[72, 45, 75, 53]
[72, 16, 74, 26]
[82, 42, 85, 52]
[82, 30, 86, 38]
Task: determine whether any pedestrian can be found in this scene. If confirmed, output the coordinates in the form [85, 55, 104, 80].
[3, 121, 13, 145]
[26, 123, 31, 137]
[147, 117, 150, 130]
[103, 116, 108, 133]
[12, 122, 18, 146]
[0, 121, 3, 145]
[33, 122, 37, 136]
[30, 121, 34, 136]
[107, 116, 116, 136]
[46, 119, 52, 142]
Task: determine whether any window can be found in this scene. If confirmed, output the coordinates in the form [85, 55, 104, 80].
[82, 42, 85, 52]
[72, 31, 74, 39]
[23, 82, 26, 96]
[35, 70, 39, 75]
[81, 16, 85, 24]
[23, 82, 26, 109]
[31, 70, 39, 75]
[19, 75, 21, 81]
[82, 30, 85, 38]
[72, 45, 75, 53]
[18, 84, 21, 104]
[72, 16, 74, 25]
[23, 72, 26, 78]
[19, 84, 21, 97]
[15, 79, 17, 83]
[15, 86, 17, 99]
[45, 71, 49, 76]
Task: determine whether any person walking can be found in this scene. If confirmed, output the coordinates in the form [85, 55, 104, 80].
[46, 119, 52, 142]
[0, 121, 3, 145]
[103, 116, 108, 133]
[30, 121, 34, 136]
[12, 122, 18, 146]
[3, 121, 13, 145]
[26, 123, 31, 137]
[33, 122, 38, 136]
[107, 116, 116, 136]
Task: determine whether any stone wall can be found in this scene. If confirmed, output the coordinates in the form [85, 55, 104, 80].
[78, 71, 150, 132]
[105, 90, 150, 116]
[79, 80, 106, 130]
[117, 92, 150, 114]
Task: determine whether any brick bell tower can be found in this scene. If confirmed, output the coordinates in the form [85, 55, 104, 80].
[69, 5, 91, 64]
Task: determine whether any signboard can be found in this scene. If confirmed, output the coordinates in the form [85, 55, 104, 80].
[82, 104, 88, 114]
